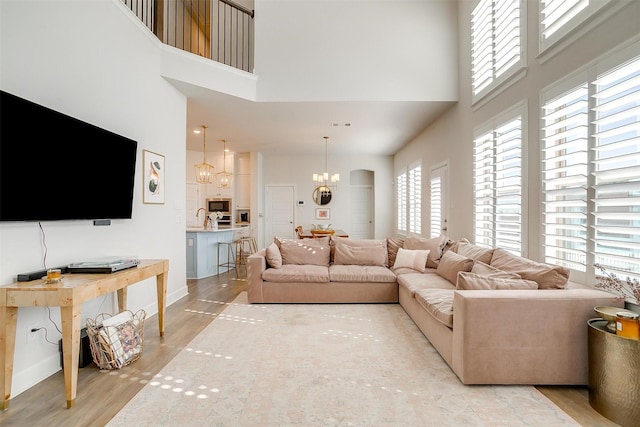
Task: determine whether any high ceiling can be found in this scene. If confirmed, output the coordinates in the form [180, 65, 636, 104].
[175, 81, 455, 157]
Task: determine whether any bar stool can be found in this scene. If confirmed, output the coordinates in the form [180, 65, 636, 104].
[234, 228, 257, 275]
[217, 241, 237, 277]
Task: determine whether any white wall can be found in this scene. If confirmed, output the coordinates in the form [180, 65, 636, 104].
[254, 0, 458, 102]
[0, 0, 189, 396]
[260, 152, 394, 239]
[394, 1, 640, 262]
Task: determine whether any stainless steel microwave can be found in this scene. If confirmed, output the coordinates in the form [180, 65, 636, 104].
[206, 198, 231, 214]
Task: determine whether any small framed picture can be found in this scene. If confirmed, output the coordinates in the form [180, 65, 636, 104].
[143, 150, 165, 204]
[315, 208, 330, 220]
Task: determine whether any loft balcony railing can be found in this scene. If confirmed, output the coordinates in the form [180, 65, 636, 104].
[121, 0, 254, 73]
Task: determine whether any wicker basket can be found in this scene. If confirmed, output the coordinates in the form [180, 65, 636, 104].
[86, 309, 146, 370]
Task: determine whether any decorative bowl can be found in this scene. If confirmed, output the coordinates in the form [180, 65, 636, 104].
[594, 306, 639, 333]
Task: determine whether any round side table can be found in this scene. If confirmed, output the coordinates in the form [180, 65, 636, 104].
[588, 318, 640, 427]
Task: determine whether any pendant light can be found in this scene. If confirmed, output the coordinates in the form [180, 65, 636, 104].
[312, 136, 339, 189]
[216, 139, 233, 189]
[194, 125, 215, 184]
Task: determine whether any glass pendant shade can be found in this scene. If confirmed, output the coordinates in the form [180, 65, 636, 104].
[195, 125, 215, 184]
[216, 139, 233, 189]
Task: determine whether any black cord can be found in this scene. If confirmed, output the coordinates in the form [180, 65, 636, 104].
[47, 307, 62, 335]
[39, 222, 48, 270]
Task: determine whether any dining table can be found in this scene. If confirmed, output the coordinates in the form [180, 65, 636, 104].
[300, 229, 349, 238]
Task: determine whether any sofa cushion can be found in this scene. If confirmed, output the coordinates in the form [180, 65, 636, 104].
[279, 239, 331, 266]
[456, 272, 539, 290]
[262, 264, 330, 282]
[386, 237, 404, 267]
[396, 270, 454, 296]
[490, 248, 570, 289]
[436, 250, 474, 284]
[413, 288, 454, 328]
[471, 261, 521, 279]
[333, 241, 387, 266]
[454, 241, 494, 265]
[392, 248, 430, 273]
[329, 265, 397, 283]
[404, 235, 447, 268]
[331, 237, 389, 266]
[265, 242, 282, 269]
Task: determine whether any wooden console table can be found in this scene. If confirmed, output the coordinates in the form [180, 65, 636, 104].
[0, 259, 169, 410]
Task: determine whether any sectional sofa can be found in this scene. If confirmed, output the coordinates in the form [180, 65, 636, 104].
[246, 235, 622, 385]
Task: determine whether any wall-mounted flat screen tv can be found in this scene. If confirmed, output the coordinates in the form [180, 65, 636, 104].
[0, 90, 138, 222]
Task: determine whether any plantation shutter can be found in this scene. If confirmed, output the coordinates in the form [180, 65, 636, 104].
[540, 0, 589, 40]
[408, 164, 422, 234]
[494, 117, 522, 254]
[541, 83, 589, 271]
[473, 131, 495, 247]
[430, 175, 442, 238]
[397, 173, 407, 232]
[591, 56, 640, 277]
[471, 0, 521, 97]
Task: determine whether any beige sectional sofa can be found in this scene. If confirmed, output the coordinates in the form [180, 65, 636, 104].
[247, 235, 622, 385]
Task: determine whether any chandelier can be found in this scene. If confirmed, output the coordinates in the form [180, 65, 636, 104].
[194, 125, 215, 184]
[216, 139, 233, 189]
[312, 136, 339, 188]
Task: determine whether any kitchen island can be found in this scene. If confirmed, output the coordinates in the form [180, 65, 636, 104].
[186, 225, 248, 279]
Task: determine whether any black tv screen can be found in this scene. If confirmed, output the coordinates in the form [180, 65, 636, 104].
[0, 90, 138, 222]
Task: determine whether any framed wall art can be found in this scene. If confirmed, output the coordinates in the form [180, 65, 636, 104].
[143, 150, 165, 204]
[315, 208, 330, 220]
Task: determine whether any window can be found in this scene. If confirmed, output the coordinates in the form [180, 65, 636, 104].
[539, 0, 612, 53]
[396, 162, 422, 234]
[471, 0, 524, 101]
[473, 105, 524, 254]
[541, 45, 640, 283]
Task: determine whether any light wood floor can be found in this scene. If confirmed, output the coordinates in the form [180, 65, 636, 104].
[0, 269, 619, 427]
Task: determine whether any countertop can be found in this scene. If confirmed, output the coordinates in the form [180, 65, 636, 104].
[186, 225, 248, 233]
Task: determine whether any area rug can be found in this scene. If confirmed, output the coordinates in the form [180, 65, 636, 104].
[108, 292, 578, 426]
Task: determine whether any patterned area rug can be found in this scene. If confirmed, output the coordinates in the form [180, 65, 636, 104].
[108, 292, 578, 426]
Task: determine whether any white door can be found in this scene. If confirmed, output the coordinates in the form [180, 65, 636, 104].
[186, 183, 200, 227]
[265, 185, 295, 242]
[349, 185, 373, 239]
[430, 163, 449, 237]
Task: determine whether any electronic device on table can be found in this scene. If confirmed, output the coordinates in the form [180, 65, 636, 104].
[67, 257, 140, 274]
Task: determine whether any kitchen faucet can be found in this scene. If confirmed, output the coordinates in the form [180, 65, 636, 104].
[196, 208, 208, 228]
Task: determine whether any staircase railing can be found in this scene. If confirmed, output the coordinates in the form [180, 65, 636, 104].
[121, 0, 254, 73]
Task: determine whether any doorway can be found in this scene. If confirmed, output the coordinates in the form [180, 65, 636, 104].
[265, 184, 295, 242]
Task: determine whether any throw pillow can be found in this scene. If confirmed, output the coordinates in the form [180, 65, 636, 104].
[471, 261, 521, 279]
[456, 272, 539, 290]
[279, 239, 331, 266]
[454, 241, 494, 265]
[435, 250, 474, 284]
[265, 242, 282, 269]
[386, 237, 405, 267]
[331, 236, 389, 266]
[392, 248, 430, 273]
[404, 235, 447, 268]
[489, 248, 570, 289]
[333, 242, 387, 266]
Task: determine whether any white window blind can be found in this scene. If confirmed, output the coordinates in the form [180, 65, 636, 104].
[541, 83, 589, 271]
[397, 173, 407, 232]
[539, 0, 612, 53]
[473, 113, 523, 254]
[408, 164, 422, 234]
[430, 175, 442, 238]
[541, 48, 640, 285]
[592, 56, 640, 278]
[471, 0, 522, 98]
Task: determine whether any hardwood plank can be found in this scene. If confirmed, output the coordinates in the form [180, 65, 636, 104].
[0, 269, 614, 426]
